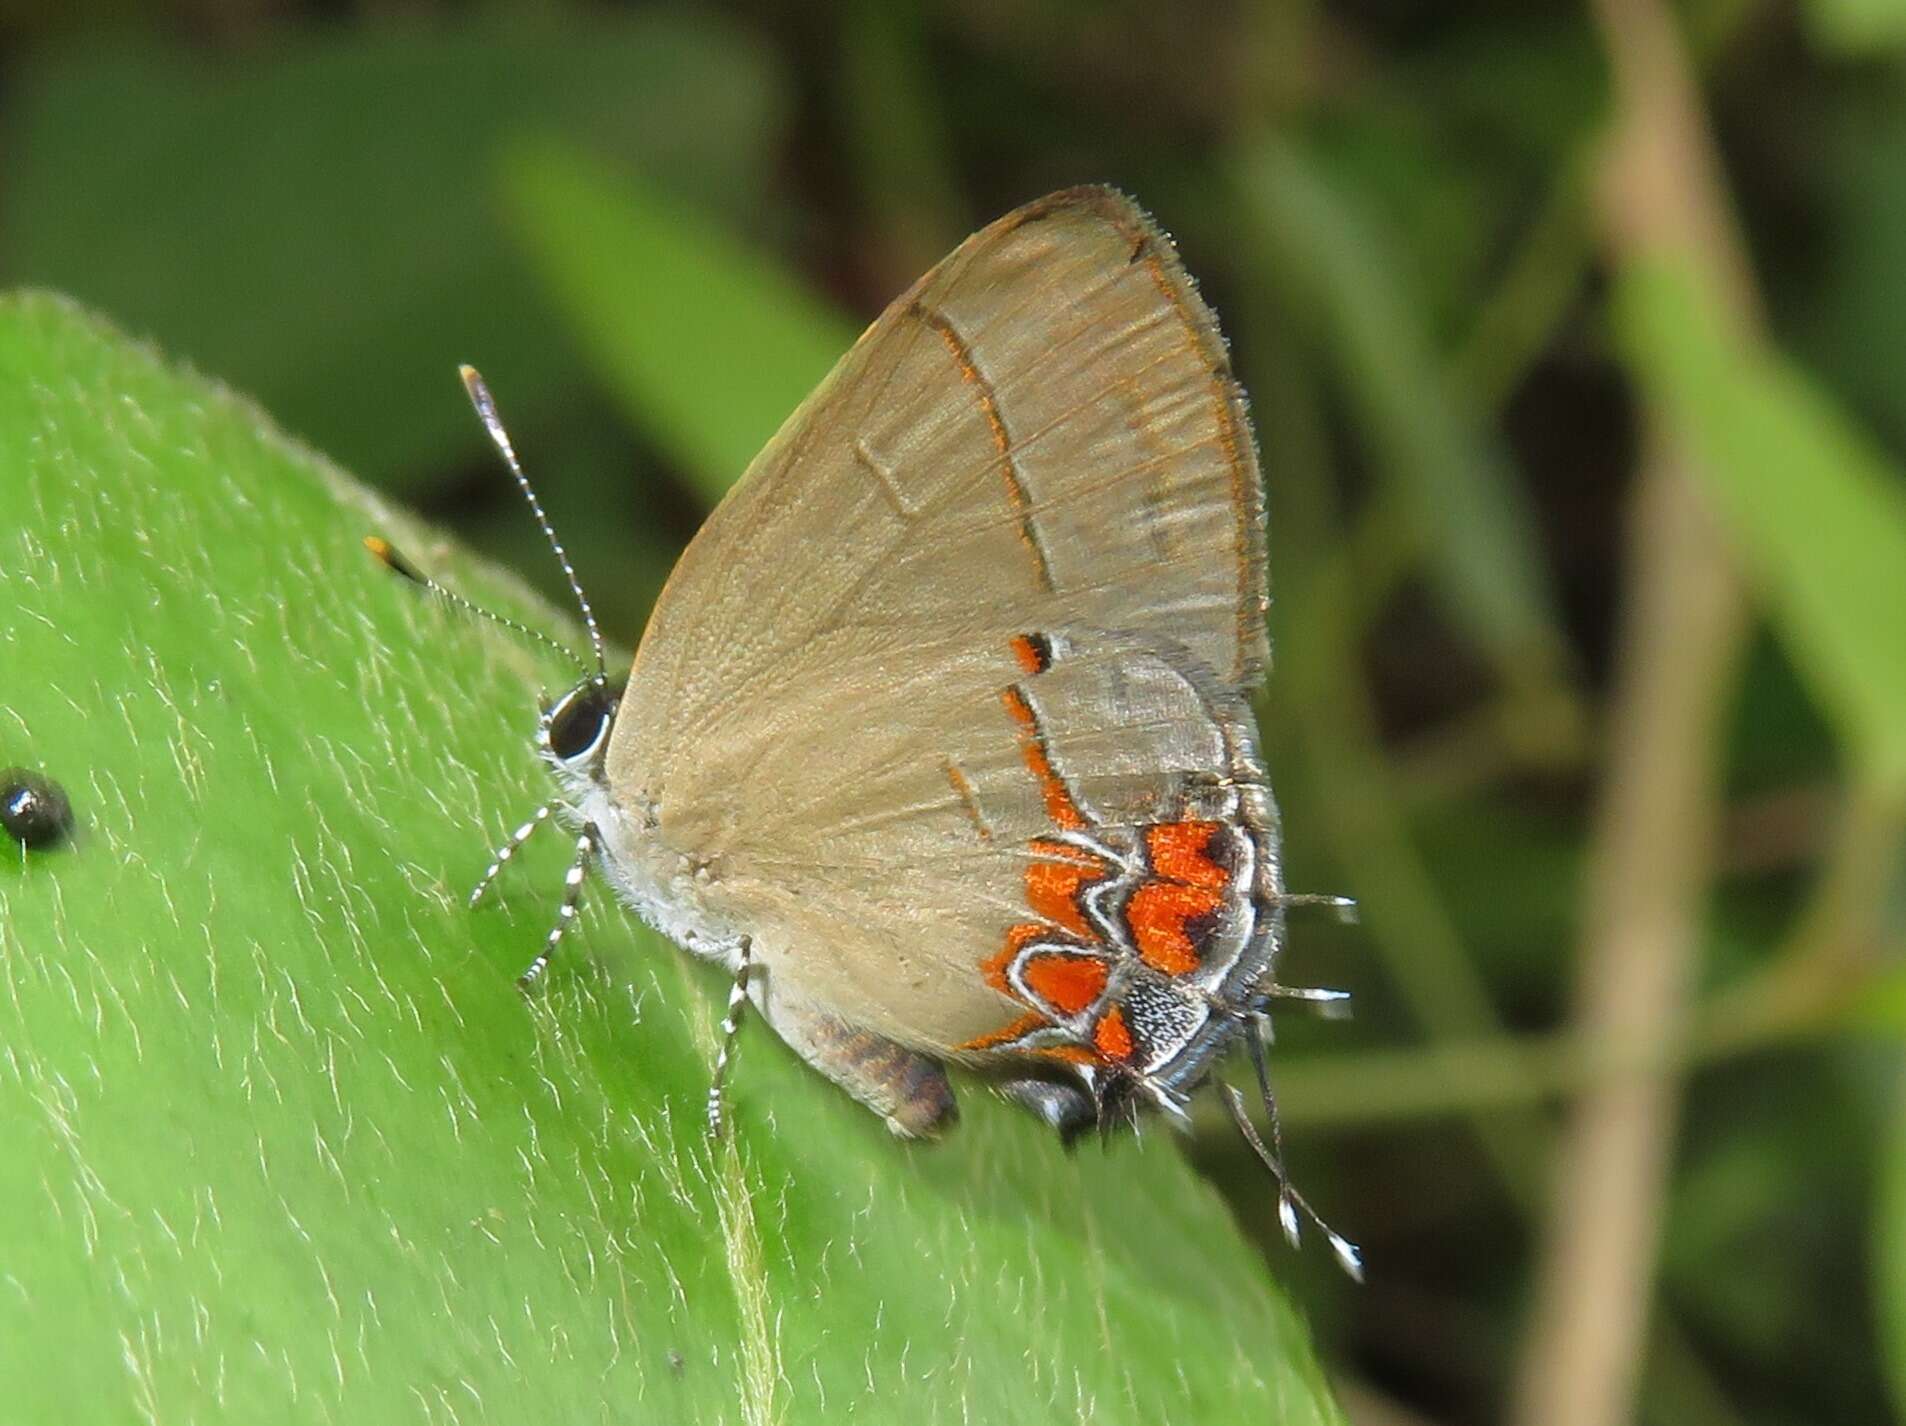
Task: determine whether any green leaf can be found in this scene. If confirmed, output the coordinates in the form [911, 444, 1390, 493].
[0, 292, 1341, 1422]
[1615, 260, 1906, 794]
[0, 16, 786, 487]
[498, 140, 860, 505]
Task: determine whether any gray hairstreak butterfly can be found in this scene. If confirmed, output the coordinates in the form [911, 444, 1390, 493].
[2, 767, 73, 850]
[371, 186, 1361, 1277]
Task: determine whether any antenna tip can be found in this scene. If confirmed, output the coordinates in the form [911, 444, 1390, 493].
[364, 534, 425, 584]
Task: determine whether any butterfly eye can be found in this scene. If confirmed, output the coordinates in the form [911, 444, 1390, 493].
[544, 680, 618, 765]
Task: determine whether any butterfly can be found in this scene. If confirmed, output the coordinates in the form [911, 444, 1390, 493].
[371, 186, 1359, 1277]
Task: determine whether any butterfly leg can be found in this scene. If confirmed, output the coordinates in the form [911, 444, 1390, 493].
[516, 823, 597, 990]
[469, 802, 556, 907]
[706, 937, 754, 1140]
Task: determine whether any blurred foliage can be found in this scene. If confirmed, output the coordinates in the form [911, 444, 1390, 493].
[2, 1, 1905, 1424]
[1619, 258, 1906, 793]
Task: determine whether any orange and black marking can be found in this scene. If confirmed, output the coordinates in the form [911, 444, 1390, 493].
[1023, 838, 1103, 938]
[1000, 684, 1084, 832]
[961, 636, 1257, 1079]
[1122, 821, 1233, 976]
[1009, 632, 1053, 675]
[1092, 1004, 1135, 1063]
[980, 922, 1045, 996]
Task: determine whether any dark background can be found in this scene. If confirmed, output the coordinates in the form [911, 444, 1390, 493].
[5, 3, 1904, 1423]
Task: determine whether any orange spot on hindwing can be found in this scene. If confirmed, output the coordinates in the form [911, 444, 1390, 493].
[1010, 632, 1052, 675]
[1020, 953, 1109, 1016]
[1145, 821, 1228, 888]
[1122, 820, 1234, 975]
[1125, 880, 1222, 975]
[1024, 839, 1103, 938]
[981, 923, 1044, 996]
[1093, 1005, 1135, 1062]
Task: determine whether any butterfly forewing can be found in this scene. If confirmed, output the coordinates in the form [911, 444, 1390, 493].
[602, 186, 1276, 1099]
[610, 187, 1266, 798]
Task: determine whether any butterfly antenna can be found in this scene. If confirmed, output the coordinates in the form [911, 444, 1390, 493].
[458, 365, 607, 681]
[363, 536, 588, 678]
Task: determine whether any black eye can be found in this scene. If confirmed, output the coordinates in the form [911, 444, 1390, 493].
[545, 681, 619, 763]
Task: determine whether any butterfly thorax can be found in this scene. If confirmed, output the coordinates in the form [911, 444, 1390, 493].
[558, 768, 749, 976]
[537, 674, 749, 975]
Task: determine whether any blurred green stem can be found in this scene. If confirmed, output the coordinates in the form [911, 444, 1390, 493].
[1242, 791, 1898, 1131]
[1260, 919, 1883, 1130]
[1512, 2, 1760, 1422]
[1235, 243, 1551, 1206]
[837, 0, 966, 290]
[1234, 137, 1575, 713]
[1281, 498, 1553, 1207]
[1700, 781, 1906, 1054]
[1449, 145, 1598, 412]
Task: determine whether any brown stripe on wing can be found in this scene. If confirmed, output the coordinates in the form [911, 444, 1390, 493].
[940, 758, 992, 842]
[909, 299, 1057, 593]
[1004, 185, 1267, 688]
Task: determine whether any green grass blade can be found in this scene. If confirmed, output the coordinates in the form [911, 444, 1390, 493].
[498, 140, 859, 506]
[1803, 0, 1906, 54]
[1232, 135, 1569, 682]
[1616, 260, 1906, 794]
[0, 292, 1341, 1423]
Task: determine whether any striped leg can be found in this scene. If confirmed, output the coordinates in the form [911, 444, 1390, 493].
[706, 937, 754, 1140]
[470, 802, 555, 907]
[516, 824, 597, 990]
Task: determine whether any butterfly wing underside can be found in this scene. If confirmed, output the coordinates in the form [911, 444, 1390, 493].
[606, 187, 1273, 1131]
